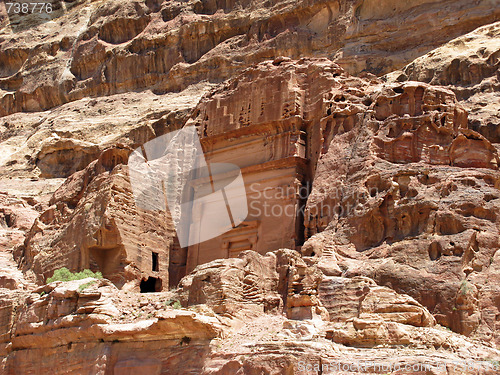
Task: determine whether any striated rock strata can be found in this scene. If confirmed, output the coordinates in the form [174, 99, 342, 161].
[0, 0, 500, 373]
[1, 0, 499, 118]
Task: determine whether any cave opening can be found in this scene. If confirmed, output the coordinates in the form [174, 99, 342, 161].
[168, 236, 187, 289]
[140, 276, 162, 293]
[88, 246, 123, 286]
[296, 176, 312, 248]
[152, 251, 159, 272]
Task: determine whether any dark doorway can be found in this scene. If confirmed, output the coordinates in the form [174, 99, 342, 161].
[295, 180, 310, 247]
[140, 277, 162, 293]
[169, 237, 187, 289]
[152, 252, 159, 272]
[89, 246, 124, 287]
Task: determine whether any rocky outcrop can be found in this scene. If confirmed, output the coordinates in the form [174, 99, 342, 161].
[303, 77, 500, 344]
[0, 87, 207, 179]
[2, 278, 222, 374]
[14, 58, 372, 288]
[318, 276, 435, 327]
[371, 83, 497, 169]
[176, 250, 326, 320]
[180, 58, 377, 271]
[10, 56, 500, 348]
[389, 21, 500, 145]
[1, 0, 500, 372]
[1, 0, 499, 118]
[0, 193, 41, 254]
[3, 250, 498, 374]
[176, 250, 283, 316]
[16, 146, 174, 290]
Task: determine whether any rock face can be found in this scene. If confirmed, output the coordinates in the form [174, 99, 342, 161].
[2, 278, 222, 374]
[319, 276, 435, 327]
[1, 0, 500, 374]
[5, 54, 500, 370]
[1, 0, 499, 118]
[0, 86, 208, 179]
[183, 58, 375, 273]
[0, 193, 40, 254]
[176, 249, 327, 320]
[16, 146, 176, 291]
[15, 58, 373, 289]
[395, 21, 500, 144]
[2, 251, 499, 374]
[302, 76, 500, 344]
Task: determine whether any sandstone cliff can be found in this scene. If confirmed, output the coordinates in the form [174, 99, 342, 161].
[0, 0, 500, 374]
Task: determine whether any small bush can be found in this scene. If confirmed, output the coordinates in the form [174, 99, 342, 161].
[78, 281, 97, 292]
[459, 280, 470, 295]
[46, 267, 103, 284]
[164, 299, 182, 309]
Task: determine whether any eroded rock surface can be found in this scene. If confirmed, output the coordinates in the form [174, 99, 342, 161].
[0, 0, 500, 373]
[2, 54, 499, 372]
[16, 146, 176, 291]
[3, 250, 499, 374]
[0, 85, 209, 179]
[390, 21, 500, 144]
[303, 78, 500, 345]
[4, 278, 222, 374]
[1, 0, 499, 118]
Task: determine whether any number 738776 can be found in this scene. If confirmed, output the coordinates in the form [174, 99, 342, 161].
[5, 2, 54, 14]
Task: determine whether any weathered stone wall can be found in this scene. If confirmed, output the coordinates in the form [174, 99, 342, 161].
[1, 0, 499, 117]
[17, 147, 173, 291]
[0, 1, 500, 371]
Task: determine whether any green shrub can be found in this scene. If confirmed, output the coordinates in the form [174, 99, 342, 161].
[164, 299, 182, 309]
[78, 281, 97, 292]
[46, 267, 103, 284]
[459, 280, 470, 295]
